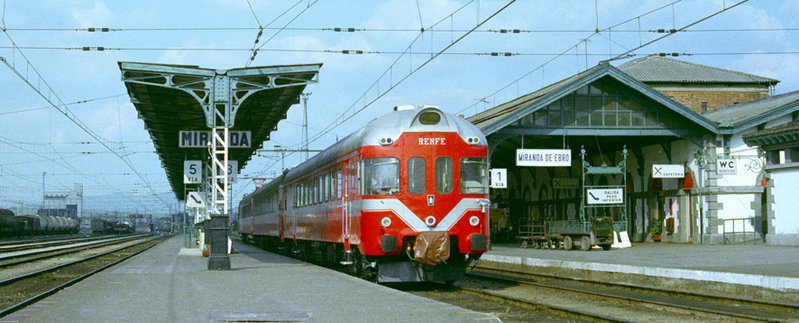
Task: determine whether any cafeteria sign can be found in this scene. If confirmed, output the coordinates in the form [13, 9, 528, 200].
[516, 149, 571, 167]
[652, 164, 684, 178]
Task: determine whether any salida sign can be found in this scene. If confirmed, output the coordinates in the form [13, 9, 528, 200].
[179, 131, 251, 148]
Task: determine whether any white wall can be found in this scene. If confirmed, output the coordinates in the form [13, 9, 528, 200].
[772, 168, 799, 234]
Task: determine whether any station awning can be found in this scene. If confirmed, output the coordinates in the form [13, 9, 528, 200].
[119, 62, 321, 200]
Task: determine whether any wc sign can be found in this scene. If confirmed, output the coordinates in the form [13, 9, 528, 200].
[716, 158, 737, 175]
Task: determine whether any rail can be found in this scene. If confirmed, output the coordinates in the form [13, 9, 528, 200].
[0, 236, 164, 318]
[467, 267, 798, 322]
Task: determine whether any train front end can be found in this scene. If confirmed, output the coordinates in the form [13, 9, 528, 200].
[358, 106, 489, 283]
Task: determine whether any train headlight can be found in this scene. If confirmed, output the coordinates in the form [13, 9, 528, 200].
[466, 137, 480, 145]
[425, 216, 436, 227]
[379, 137, 393, 146]
[381, 217, 392, 228]
[469, 216, 480, 227]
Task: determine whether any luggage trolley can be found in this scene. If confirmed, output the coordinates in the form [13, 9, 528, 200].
[546, 146, 627, 251]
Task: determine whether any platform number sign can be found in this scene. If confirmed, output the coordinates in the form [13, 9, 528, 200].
[184, 160, 202, 184]
[226, 160, 238, 183]
[490, 168, 507, 189]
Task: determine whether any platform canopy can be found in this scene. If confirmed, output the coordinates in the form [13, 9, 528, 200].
[119, 62, 321, 200]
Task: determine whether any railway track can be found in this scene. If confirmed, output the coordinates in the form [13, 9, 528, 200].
[0, 234, 86, 246]
[0, 234, 127, 253]
[0, 235, 145, 268]
[461, 266, 799, 322]
[0, 235, 165, 317]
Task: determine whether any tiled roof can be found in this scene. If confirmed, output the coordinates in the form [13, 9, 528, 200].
[703, 90, 799, 128]
[743, 120, 799, 140]
[618, 55, 779, 85]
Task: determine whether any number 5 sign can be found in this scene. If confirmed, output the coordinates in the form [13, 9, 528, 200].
[490, 168, 507, 189]
[184, 160, 202, 184]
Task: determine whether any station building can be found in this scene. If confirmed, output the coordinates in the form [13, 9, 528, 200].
[469, 56, 799, 246]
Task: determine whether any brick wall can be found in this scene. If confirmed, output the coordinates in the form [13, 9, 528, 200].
[658, 90, 767, 113]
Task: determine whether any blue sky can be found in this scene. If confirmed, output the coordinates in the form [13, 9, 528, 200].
[0, 0, 797, 215]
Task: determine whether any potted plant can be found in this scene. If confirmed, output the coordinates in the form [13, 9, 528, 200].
[649, 220, 662, 242]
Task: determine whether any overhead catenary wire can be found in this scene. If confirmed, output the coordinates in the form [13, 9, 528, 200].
[232, 0, 485, 199]
[7, 45, 796, 58]
[456, 0, 684, 115]
[244, 0, 304, 66]
[307, 0, 515, 148]
[233, 1, 517, 200]
[606, 0, 750, 62]
[0, 136, 147, 200]
[244, 0, 262, 27]
[0, 31, 172, 211]
[0, 93, 127, 116]
[247, 0, 318, 66]
[7, 25, 799, 34]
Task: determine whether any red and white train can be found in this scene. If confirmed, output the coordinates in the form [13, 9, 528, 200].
[238, 105, 490, 283]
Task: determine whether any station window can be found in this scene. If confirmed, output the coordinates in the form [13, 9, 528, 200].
[460, 157, 488, 194]
[361, 157, 400, 196]
[435, 157, 453, 194]
[408, 157, 426, 195]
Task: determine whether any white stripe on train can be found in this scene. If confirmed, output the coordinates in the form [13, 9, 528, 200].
[359, 198, 483, 232]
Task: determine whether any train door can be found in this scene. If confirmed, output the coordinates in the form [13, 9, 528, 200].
[279, 185, 286, 241]
[343, 159, 357, 250]
[291, 183, 299, 243]
[342, 164, 349, 247]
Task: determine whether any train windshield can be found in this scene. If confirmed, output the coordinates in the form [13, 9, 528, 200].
[362, 157, 400, 196]
[407, 157, 426, 194]
[436, 157, 453, 194]
[460, 157, 488, 194]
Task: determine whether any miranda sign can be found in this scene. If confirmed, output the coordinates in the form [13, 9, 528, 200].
[516, 149, 572, 167]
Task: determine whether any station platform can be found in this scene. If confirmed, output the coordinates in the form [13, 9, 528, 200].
[2, 236, 499, 323]
[480, 242, 799, 303]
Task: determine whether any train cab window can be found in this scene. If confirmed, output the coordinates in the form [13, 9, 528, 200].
[419, 111, 441, 124]
[435, 157, 453, 194]
[408, 157, 426, 195]
[361, 157, 399, 196]
[460, 157, 488, 194]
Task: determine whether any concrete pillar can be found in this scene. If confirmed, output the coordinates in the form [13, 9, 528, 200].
[677, 190, 691, 243]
